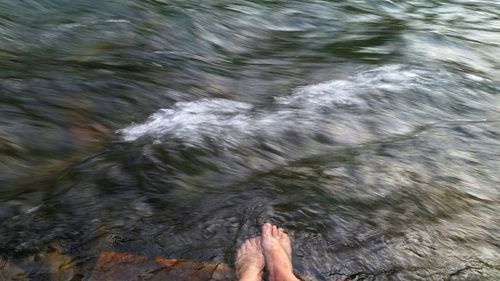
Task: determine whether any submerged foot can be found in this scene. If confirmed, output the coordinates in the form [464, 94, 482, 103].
[236, 237, 265, 281]
[261, 223, 299, 281]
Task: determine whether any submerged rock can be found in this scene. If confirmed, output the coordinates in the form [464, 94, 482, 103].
[20, 242, 77, 281]
[88, 252, 235, 281]
[0, 259, 29, 281]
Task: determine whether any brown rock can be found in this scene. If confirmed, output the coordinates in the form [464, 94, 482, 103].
[0, 259, 29, 281]
[25, 247, 76, 281]
[88, 252, 236, 281]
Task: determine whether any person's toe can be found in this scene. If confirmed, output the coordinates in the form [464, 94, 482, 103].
[247, 238, 254, 248]
[272, 224, 278, 237]
[242, 240, 249, 252]
[262, 222, 272, 237]
[278, 228, 285, 238]
[255, 236, 262, 247]
[250, 237, 259, 248]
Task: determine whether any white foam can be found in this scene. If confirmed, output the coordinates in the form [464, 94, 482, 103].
[119, 98, 255, 144]
[119, 65, 423, 146]
[275, 79, 367, 109]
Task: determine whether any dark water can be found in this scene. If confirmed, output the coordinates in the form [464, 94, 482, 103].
[1, 0, 499, 280]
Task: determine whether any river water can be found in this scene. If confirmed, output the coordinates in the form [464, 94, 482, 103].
[0, 0, 499, 280]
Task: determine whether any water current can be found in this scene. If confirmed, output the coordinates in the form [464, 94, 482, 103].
[0, 0, 499, 280]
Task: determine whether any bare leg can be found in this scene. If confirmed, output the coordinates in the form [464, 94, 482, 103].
[236, 237, 265, 281]
[261, 223, 300, 281]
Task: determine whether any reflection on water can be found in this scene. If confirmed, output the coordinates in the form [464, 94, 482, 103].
[1, 0, 499, 280]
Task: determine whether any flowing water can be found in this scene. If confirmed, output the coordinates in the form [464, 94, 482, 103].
[1, 0, 499, 280]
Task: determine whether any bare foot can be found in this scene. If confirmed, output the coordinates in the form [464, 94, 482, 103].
[261, 223, 299, 281]
[236, 237, 265, 281]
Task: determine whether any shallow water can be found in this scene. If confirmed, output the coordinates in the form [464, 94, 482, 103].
[0, 0, 499, 280]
